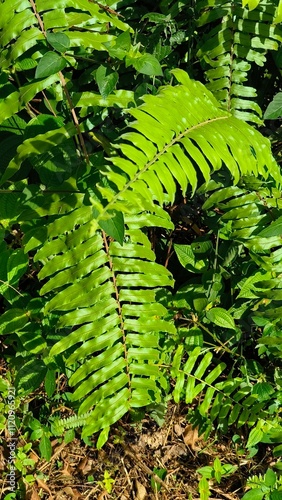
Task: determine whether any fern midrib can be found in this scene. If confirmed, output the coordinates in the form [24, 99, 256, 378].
[98, 115, 229, 220]
[102, 230, 132, 395]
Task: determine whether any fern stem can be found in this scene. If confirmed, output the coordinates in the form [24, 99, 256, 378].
[29, 0, 46, 35]
[102, 231, 132, 393]
[0, 280, 24, 297]
[58, 72, 90, 165]
[42, 91, 57, 117]
[196, 320, 240, 357]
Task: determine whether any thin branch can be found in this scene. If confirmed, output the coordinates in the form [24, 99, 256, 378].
[58, 72, 90, 164]
[29, 0, 46, 35]
[29, 0, 90, 164]
[42, 90, 57, 117]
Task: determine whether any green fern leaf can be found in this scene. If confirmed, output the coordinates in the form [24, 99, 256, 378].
[196, 1, 282, 123]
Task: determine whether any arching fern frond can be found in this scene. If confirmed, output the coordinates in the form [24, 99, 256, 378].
[91, 68, 281, 226]
[196, 0, 282, 123]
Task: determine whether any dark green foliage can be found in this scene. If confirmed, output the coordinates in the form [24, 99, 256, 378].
[1, 4, 282, 490]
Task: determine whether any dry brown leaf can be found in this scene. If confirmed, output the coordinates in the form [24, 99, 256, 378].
[61, 461, 74, 477]
[174, 423, 183, 436]
[137, 429, 166, 449]
[162, 443, 187, 463]
[77, 457, 92, 475]
[97, 491, 108, 500]
[0, 446, 5, 471]
[77, 457, 88, 471]
[135, 480, 147, 500]
[183, 424, 201, 450]
[55, 489, 69, 500]
[36, 477, 52, 495]
[30, 488, 41, 500]
[62, 486, 83, 499]
[29, 452, 39, 463]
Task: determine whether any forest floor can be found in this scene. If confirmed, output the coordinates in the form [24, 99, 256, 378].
[3, 401, 273, 500]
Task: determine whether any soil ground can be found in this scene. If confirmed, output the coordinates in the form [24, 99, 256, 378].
[1, 401, 272, 500]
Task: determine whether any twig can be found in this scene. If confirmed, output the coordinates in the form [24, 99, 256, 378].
[0, 280, 24, 297]
[123, 445, 169, 492]
[164, 237, 174, 268]
[58, 72, 90, 164]
[88, 0, 124, 17]
[42, 90, 57, 117]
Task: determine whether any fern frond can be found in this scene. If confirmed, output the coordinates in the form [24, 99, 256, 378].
[196, 1, 282, 123]
[91, 69, 281, 226]
[39, 225, 175, 435]
[172, 346, 267, 435]
[203, 181, 282, 325]
[51, 411, 93, 436]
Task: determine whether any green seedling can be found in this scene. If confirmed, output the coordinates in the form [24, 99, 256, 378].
[197, 457, 237, 499]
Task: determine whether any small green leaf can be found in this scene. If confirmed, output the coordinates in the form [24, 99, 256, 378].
[264, 93, 282, 120]
[198, 466, 213, 479]
[96, 427, 110, 449]
[198, 476, 211, 500]
[222, 464, 238, 475]
[174, 244, 206, 272]
[35, 52, 67, 79]
[15, 359, 47, 396]
[274, 1, 282, 23]
[174, 244, 195, 267]
[264, 468, 276, 487]
[0, 376, 9, 393]
[106, 30, 131, 59]
[0, 309, 28, 334]
[64, 429, 75, 444]
[242, 0, 261, 10]
[270, 491, 282, 500]
[39, 435, 52, 461]
[241, 489, 265, 500]
[247, 427, 264, 448]
[45, 369, 56, 398]
[7, 249, 28, 286]
[147, 402, 167, 426]
[273, 444, 282, 457]
[257, 216, 282, 237]
[30, 428, 43, 440]
[151, 468, 167, 492]
[141, 12, 170, 23]
[99, 210, 124, 245]
[46, 32, 70, 53]
[132, 54, 163, 76]
[206, 308, 236, 330]
[95, 65, 118, 99]
[252, 382, 274, 402]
